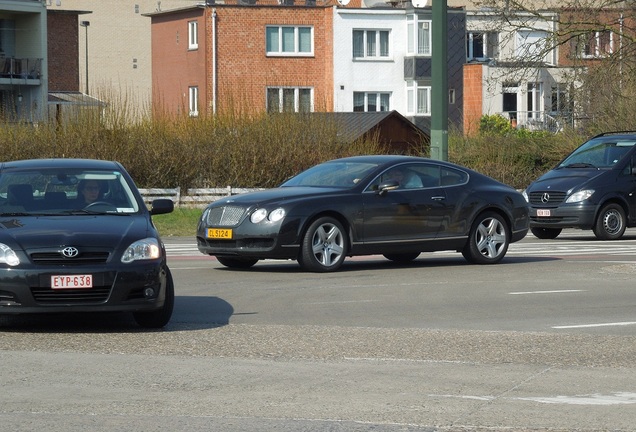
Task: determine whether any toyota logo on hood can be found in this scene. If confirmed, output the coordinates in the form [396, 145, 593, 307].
[61, 247, 80, 258]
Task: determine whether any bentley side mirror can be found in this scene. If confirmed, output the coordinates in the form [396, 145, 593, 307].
[377, 180, 400, 196]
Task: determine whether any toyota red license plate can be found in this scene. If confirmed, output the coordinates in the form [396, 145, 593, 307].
[51, 275, 93, 289]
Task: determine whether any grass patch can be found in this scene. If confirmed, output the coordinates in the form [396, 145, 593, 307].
[152, 207, 203, 237]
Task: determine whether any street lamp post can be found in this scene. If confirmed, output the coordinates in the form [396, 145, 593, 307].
[430, 0, 448, 161]
[80, 20, 90, 95]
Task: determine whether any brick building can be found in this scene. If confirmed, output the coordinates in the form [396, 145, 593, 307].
[148, 3, 333, 117]
[146, 1, 466, 142]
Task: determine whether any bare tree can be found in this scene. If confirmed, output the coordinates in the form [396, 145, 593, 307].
[470, 0, 636, 130]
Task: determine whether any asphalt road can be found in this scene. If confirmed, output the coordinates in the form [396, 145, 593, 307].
[1, 230, 636, 431]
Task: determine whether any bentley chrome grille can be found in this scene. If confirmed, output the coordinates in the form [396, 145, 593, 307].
[206, 206, 246, 226]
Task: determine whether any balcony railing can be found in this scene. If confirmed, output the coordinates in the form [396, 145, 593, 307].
[504, 111, 572, 133]
[0, 57, 42, 80]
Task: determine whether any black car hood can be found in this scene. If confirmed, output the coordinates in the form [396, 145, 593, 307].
[215, 187, 346, 206]
[0, 214, 149, 250]
[528, 168, 606, 192]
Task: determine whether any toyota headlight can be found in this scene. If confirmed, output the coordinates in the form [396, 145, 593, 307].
[121, 238, 161, 263]
[0, 243, 19, 266]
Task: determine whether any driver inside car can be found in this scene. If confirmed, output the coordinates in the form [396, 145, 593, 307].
[384, 168, 423, 189]
[77, 179, 104, 206]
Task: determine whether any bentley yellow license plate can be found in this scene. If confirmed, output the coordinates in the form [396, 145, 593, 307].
[208, 228, 233, 239]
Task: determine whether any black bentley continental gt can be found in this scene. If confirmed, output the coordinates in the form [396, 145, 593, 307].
[0, 159, 175, 328]
[197, 156, 529, 272]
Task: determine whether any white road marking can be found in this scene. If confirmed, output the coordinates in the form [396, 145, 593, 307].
[164, 234, 636, 259]
[553, 321, 636, 329]
[516, 392, 636, 405]
[509, 290, 584, 295]
[432, 392, 636, 405]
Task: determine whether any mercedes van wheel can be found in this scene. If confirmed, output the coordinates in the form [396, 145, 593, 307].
[593, 203, 626, 240]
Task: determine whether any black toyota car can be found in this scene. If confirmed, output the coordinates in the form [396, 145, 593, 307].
[523, 132, 636, 240]
[0, 159, 175, 328]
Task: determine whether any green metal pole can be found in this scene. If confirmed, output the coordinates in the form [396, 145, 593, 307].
[430, 0, 448, 161]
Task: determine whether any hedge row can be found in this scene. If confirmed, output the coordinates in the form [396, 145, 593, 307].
[1, 111, 587, 190]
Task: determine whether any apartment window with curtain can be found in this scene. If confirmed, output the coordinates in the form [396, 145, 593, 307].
[352, 30, 390, 59]
[407, 15, 431, 56]
[188, 21, 198, 50]
[406, 81, 431, 115]
[353, 92, 390, 112]
[266, 26, 313, 56]
[189, 86, 198, 117]
[267, 87, 313, 113]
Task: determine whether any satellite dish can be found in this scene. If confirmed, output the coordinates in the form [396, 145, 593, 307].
[412, 0, 427, 7]
[337, 0, 350, 5]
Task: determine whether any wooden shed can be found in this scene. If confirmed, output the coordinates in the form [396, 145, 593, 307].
[313, 111, 429, 155]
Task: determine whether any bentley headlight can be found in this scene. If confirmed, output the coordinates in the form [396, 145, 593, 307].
[268, 208, 286, 222]
[250, 208, 268, 224]
[566, 189, 594, 203]
[250, 208, 285, 224]
[201, 208, 210, 224]
[121, 238, 161, 263]
[0, 243, 19, 266]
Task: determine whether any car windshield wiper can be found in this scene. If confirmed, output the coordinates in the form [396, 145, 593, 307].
[561, 162, 597, 169]
[59, 209, 108, 215]
[58, 209, 131, 216]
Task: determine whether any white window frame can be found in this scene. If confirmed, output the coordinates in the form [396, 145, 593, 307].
[189, 86, 199, 117]
[527, 82, 543, 119]
[516, 30, 549, 61]
[550, 83, 569, 115]
[353, 92, 390, 112]
[266, 87, 314, 113]
[406, 81, 431, 116]
[466, 31, 498, 61]
[352, 29, 391, 60]
[266, 26, 314, 57]
[407, 15, 432, 56]
[581, 30, 614, 58]
[188, 21, 198, 50]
